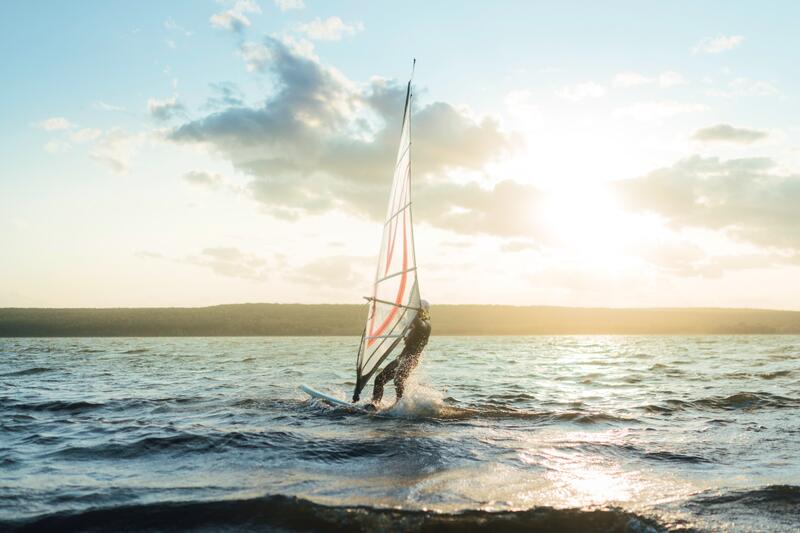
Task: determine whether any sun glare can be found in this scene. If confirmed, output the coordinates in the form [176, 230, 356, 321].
[540, 184, 634, 268]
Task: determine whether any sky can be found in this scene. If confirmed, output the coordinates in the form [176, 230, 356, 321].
[1, 1, 799, 309]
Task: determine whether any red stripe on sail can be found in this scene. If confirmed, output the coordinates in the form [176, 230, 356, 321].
[384, 218, 396, 276]
[384, 174, 408, 276]
[367, 209, 408, 348]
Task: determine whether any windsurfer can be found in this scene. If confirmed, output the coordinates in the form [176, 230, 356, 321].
[368, 300, 431, 409]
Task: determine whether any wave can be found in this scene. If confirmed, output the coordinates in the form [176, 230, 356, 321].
[8, 400, 105, 413]
[691, 484, 800, 506]
[688, 485, 800, 524]
[121, 348, 149, 354]
[1, 494, 666, 533]
[304, 389, 635, 425]
[3, 395, 213, 415]
[566, 442, 713, 465]
[759, 370, 793, 380]
[314, 399, 636, 425]
[52, 430, 300, 460]
[0, 367, 54, 377]
[641, 392, 800, 414]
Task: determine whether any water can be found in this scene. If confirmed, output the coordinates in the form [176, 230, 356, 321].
[1, 336, 799, 532]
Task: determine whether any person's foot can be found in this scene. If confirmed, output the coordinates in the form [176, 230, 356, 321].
[364, 402, 378, 412]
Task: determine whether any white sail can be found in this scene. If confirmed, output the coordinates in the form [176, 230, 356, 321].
[353, 78, 421, 401]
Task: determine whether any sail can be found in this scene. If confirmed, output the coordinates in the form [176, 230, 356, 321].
[353, 79, 420, 401]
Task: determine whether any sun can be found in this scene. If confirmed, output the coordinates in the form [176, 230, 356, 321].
[539, 183, 636, 269]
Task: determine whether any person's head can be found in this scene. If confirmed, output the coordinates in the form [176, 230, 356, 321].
[419, 299, 431, 321]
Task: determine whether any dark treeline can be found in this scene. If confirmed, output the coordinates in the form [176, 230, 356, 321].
[1, 304, 800, 336]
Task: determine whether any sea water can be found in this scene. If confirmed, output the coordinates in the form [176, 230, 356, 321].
[1, 336, 799, 532]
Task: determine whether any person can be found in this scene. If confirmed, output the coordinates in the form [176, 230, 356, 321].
[367, 300, 431, 410]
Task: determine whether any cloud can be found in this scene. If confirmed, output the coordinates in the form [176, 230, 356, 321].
[614, 101, 707, 121]
[70, 128, 102, 143]
[169, 37, 522, 236]
[658, 71, 685, 87]
[274, 0, 304, 11]
[187, 247, 268, 280]
[556, 81, 606, 101]
[88, 128, 140, 173]
[691, 124, 767, 144]
[613, 71, 685, 88]
[616, 156, 800, 251]
[183, 170, 226, 189]
[37, 117, 73, 131]
[414, 180, 547, 238]
[93, 101, 126, 112]
[729, 78, 778, 96]
[239, 41, 271, 72]
[204, 82, 245, 109]
[709, 77, 779, 98]
[295, 16, 364, 41]
[692, 34, 744, 54]
[441, 240, 472, 248]
[613, 72, 651, 88]
[500, 240, 538, 252]
[139, 247, 270, 281]
[147, 96, 185, 121]
[287, 255, 369, 288]
[633, 237, 791, 278]
[164, 17, 192, 36]
[210, 0, 261, 32]
[44, 140, 70, 153]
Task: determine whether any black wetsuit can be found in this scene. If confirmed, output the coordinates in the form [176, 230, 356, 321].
[372, 313, 431, 403]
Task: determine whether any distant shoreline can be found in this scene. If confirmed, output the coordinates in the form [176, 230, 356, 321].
[2, 304, 800, 336]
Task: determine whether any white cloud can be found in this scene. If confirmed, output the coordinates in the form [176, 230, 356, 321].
[691, 124, 767, 144]
[614, 100, 707, 121]
[613, 71, 685, 88]
[692, 34, 744, 54]
[93, 101, 126, 112]
[288, 255, 369, 288]
[613, 72, 651, 87]
[183, 170, 227, 189]
[727, 77, 778, 96]
[164, 17, 192, 36]
[88, 128, 141, 173]
[295, 16, 364, 41]
[37, 117, 73, 131]
[706, 77, 779, 98]
[169, 38, 522, 236]
[70, 128, 102, 143]
[210, 0, 261, 32]
[556, 81, 606, 101]
[44, 140, 70, 153]
[658, 71, 685, 87]
[274, 0, 304, 11]
[141, 247, 270, 281]
[616, 156, 800, 251]
[500, 240, 538, 253]
[147, 96, 185, 121]
[239, 40, 271, 72]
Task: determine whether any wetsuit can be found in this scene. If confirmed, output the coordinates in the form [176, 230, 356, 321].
[371, 313, 431, 403]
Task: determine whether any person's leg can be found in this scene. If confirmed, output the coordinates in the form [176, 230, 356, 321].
[371, 358, 398, 403]
[394, 353, 420, 400]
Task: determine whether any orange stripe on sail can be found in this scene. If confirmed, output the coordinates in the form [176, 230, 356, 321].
[367, 209, 408, 348]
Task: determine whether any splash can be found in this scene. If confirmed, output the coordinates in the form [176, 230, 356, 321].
[382, 373, 450, 418]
